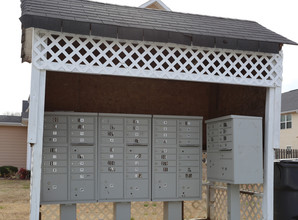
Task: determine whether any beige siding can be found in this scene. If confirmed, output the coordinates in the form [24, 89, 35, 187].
[280, 112, 298, 149]
[0, 126, 27, 169]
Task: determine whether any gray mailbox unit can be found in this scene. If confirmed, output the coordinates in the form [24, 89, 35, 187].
[206, 115, 263, 184]
[98, 114, 151, 201]
[152, 115, 203, 201]
[41, 112, 98, 203]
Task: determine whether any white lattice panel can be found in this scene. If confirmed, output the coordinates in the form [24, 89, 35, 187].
[210, 183, 263, 220]
[32, 29, 283, 87]
[131, 201, 163, 220]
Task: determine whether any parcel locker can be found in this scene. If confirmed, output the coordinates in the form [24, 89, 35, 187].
[152, 115, 203, 201]
[206, 115, 263, 184]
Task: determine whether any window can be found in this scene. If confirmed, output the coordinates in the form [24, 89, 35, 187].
[281, 114, 292, 129]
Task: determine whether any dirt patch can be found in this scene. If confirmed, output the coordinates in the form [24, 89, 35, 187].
[0, 179, 30, 220]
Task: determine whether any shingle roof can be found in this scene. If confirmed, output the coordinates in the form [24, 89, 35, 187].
[0, 116, 22, 123]
[281, 89, 298, 113]
[20, 0, 297, 53]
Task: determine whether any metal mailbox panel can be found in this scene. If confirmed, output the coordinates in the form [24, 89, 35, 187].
[99, 173, 124, 200]
[71, 153, 94, 160]
[178, 179, 200, 198]
[70, 180, 95, 201]
[44, 130, 67, 137]
[70, 116, 94, 124]
[71, 131, 94, 137]
[126, 160, 149, 167]
[43, 154, 67, 160]
[43, 160, 67, 167]
[41, 174, 68, 202]
[71, 160, 94, 167]
[154, 126, 176, 132]
[44, 123, 67, 130]
[101, 137, 123, 145]
[71, 146, 95, 154]
[153, 173, 176, 199]
[43, 137, 67, 145]
[70, 137, 95, 144]
[126, 179, 149, 199]
[44, 116, 67, 123]
[101, 131, 123, 137]
[101, 147, 123, 154]
[101, 124, 123, 131]
[43, 167, 67, 174]
[206, 115, 263, 184]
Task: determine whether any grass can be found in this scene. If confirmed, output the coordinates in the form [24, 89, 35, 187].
[0, 179, 30, 219]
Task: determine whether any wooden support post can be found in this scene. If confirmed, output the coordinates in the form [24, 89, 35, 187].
[227, 184, 240, 220]
[263, 87, 281, 220]
[60, 204, 76, 220]
[113, 202, 131, 220]
[163, 201, 183, 220]
[29, 65, 46, 220]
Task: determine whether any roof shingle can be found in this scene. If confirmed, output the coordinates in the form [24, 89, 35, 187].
[20, 0, 297, 53]
[281, 89, 298, 113]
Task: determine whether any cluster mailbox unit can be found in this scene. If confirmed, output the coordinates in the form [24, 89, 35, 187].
[41, 112, 202, 204]
[206, 115, 263, 184]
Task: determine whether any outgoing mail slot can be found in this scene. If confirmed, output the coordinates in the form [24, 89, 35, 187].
[101, 124, 123, 131]
[126, 167, 148, 173]
[71, 161, 94, 167]
[154, 119, 176, 126]
[71, 137, 94, 144]
[43, 154, 67, 160]
[71, 167, 94, 173]
[178, 120, 200, 127]
[126, 125, 148, 131]
[101, 117, 123, 124]
[70, 117, 94, 124]
[43, 160, 67, 167]
[126, 173, 148, 179]
[71, 173, 94, 180]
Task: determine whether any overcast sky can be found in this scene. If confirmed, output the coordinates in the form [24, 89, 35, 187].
[0, 0, 297, 114]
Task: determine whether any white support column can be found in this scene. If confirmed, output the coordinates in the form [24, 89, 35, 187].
[28, 65, 46, 220]
[263, 86, 281, 220]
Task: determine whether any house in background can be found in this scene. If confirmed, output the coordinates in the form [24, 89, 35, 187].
[280, 89, 298, 149]
[0, 100, 30, 170]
